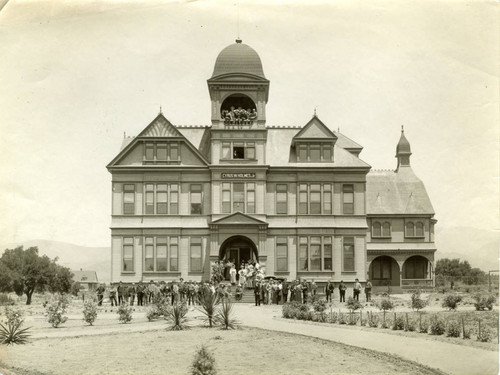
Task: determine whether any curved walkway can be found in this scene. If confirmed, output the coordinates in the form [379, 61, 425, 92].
[235, 304, 499, 375]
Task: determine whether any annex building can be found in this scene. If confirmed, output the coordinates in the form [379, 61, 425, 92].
[107, 40, 437, 291]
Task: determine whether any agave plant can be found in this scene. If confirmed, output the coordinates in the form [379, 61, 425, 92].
[197, 292, 220, 328]
[215, 299, 239, 330]
[0, 321, 31, 345]
[165, 302, 190, 331]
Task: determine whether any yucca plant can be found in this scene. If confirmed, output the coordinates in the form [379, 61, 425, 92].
[165, 302, 190, 331]
[197, 292, 220, 328]
[0, 321, 31, 345]
[215, 299, 239, 330]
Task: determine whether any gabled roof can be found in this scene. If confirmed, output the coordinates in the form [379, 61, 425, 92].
[72, 270, 98, 283]
[293, 115, 338, 141]
[333, 131, 363, 152]
[366, 167, 435, 215]
[107, 114, 209, 168]
[211, 212, 268, 225]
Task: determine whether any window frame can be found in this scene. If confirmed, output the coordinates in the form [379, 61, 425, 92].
[123, 184, 136, 215]
[189, 237, 203, 273]
[405, 221, 425, 238]
[342, 236, 355, 272]
[276, 184, 288, 215]
[275, 237, 288, 272]
[297, 236, 334, 272]
[342, 184, 354, 215]
[122, 237, 135, 273]
[143, 141, 180, 164]
[190, 184, 203, 215]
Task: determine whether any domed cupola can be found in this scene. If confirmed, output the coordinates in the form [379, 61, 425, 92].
[207, 39, 270, 128]
[396, 126, 412, 171]
[212, 39, 266, 79]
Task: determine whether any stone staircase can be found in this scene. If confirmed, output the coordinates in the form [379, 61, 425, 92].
[231, 289, 255, 304]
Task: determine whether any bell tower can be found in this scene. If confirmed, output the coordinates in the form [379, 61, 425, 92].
[396, 126, 412, 171]
[207, 39, 270, 129]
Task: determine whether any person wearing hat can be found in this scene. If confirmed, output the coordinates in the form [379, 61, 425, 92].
[325, 280, 334, 303]
[353, 278, 362, 301]
[365, 279, 373, 302]
[254, 281, 261, 306]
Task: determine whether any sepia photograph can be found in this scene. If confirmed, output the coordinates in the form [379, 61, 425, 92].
[0, 1, 498, 374]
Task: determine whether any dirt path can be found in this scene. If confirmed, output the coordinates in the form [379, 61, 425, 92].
[235, 304, 499, 375]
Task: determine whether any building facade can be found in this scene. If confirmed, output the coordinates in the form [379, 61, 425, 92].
[107, 40, 437, 290]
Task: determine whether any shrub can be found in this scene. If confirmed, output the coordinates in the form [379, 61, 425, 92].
[367, 312, 379, 328]
[117, 302, 133, 324]
[0, 321, 31, 345]
[429, 316, 445, 335]
[197, 292, 219, 328]
[82, 300, 98, 326]
[346, 297, 362, 312]
[0, 293, 15, 306]
[377, 299, 394, 312]
[165, 302, 189, 331]
[191, 345, 216, 375]
[409, 291, 427, 311]
[146, 306, 162, 321]
[446, 321, 461, 338]
[404, 314, 416, 332]
[381, 317, 391, 329]
[3, 306, 24, 326]
[338, 313, 347, 325]
[473, 294, 496, 311]
[71, 282, 81, 296]
[477, 327, 492, 342]
[329, 311, 338, 324]
[46, 294, 70, 328]
[392, 315, 405, 330]
[313, 298, 328, 314]
[419, 317, 429, 333]
[347, 312, 359, 325]
[441, 294, 462, 310]
[215, 300, 239, 330]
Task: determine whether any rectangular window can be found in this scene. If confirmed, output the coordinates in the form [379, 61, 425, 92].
[156, 143, 167, 161]
[145, 143, 154, 160]
[299, 237, 308, 271]
[123, 184, 135, 215]
[190, 184, 202, 215]
[123, 237, 134, 272]
[245, 142, 255, 159]
[233, 143, 245, 159]
[170, 237, 178, 271]
[233, 183, 245, 212]
[170, 143, 179, 161]
[222, 183, 231, 213]
[276, 237, 288, 271]
[190, 237, 202, 272]
[324, 237, 332, 270]
[310, 184, 321, 214]
[323, 184, 332, 214]
[310, 236, 321, 271]
[222, 142, 231, 159]
[310, 145, 321, 162]
[144, 237, 154, 271]
[156, 237, 168, 271]
[343, 184, 354, 214]
[145, 184, 155, 214]
[170, 184, 178, 215]
[343, 237, 355, 271]
[276, 184, 288, 214]
[298, 145, 307, 161]
[299, 184, 308, 214]
[246, 183, 255, 214]
[322, 144, 332, 161]
[157, 184, 168, 214]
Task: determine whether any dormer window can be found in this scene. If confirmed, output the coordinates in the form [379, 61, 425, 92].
[295, 142, 333, 162]
[221, 141, 256, 160]
[143, 142, 180, 164]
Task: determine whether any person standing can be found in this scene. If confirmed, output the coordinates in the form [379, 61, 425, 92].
[117, 281, 124, 305]
[365, 279, 372, 302]
[254, 281, 261, 306]
[230, 264, 237, 285]
[109, 283, 118, 306]
[96, 283, 105, 306]
[353, 278, 362, 301]
[339, 280, 346, 303]
[325, 281, 333, 303]
[136, 281, 145, 306]
[129, 283, 137, 306]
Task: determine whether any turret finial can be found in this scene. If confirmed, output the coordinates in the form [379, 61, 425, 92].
[159, 105, 163, 114]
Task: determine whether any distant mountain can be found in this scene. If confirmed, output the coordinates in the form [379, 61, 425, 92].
[435, 226, 499, 272]
[1, 240, 111, 283]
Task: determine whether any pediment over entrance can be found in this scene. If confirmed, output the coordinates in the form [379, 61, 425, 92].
[211, 212, 268, 226]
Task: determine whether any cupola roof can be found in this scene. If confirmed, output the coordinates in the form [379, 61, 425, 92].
[211, 39, 266, 78]
[396, 126, 412, 156]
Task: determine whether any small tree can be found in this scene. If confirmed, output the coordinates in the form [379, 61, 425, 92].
[82, 300, 98, 326]
[376, 298, 394, 327]
[409, 290, 427, 311]
[191, 345, 216, 375]
[71, 282, 81, 297]
[46, 294, 70, 328]
[442, 294, 462, 310]
[117, 302, 133, 324]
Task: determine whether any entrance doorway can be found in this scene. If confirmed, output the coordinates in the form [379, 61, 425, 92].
[219, 236, 258, 281]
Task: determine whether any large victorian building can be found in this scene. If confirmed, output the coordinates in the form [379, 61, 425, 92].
[107, 40, 437, 291]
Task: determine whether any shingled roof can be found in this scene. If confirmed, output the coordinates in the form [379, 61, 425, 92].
[366, 167, 435, 215]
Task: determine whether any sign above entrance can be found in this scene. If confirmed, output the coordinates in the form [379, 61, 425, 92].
[221, 173, 256, 179]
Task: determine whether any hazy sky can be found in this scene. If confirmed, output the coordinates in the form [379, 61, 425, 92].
[0, 1, 498, 262]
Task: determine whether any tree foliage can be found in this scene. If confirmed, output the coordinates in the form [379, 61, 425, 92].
[435, 258, 486, 285]
[0, 246, 73, 305]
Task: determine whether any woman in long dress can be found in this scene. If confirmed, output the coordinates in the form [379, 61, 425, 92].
[229, 264, 237, 285]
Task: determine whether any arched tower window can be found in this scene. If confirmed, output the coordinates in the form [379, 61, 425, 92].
[220, 94, 257, 125]
[372, 222, 381, 237]
[415, 222, 424, 237]
[405, 222, 415, 237]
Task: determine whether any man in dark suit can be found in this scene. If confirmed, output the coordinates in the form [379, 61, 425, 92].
[254, 281, 261, 306]
[339, 280, 347, 302]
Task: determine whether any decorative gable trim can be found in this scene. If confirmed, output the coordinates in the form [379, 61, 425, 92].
[293, 115, 338, 142]
[210, 212, 268, 226]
